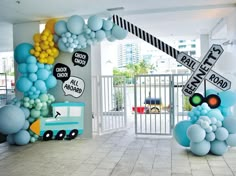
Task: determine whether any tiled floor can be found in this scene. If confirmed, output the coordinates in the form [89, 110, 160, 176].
[0, 130, 236, 176]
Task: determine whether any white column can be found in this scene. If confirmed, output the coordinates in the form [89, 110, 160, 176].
[200, 34, 209, 59]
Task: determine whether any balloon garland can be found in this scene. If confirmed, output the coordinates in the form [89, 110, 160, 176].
[0, 14, 128, 145]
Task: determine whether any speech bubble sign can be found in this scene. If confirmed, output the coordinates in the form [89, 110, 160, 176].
[72, 51, 89, 67]
[53, 63, 71, 82]
[62, 76, 85, 98]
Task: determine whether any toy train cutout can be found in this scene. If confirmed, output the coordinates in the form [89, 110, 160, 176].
[30, 102, 84, 141]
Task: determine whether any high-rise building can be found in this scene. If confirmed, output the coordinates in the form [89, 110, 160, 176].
[117, 43, 141, 68]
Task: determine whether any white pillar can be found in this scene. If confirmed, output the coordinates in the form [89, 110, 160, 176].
[200, 34, 209, 60]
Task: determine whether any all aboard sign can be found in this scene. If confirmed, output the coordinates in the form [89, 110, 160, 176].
[112, 15, 231, 96]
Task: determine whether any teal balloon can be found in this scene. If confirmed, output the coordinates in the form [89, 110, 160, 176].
[112, 25, 128, 40]
[207, 109, 224, 121]
[20, 107, 30, 119]
[88, 15, 103, 31]
[45, 75, 57, 89]
[22, 120, 29, 130]
[0, 105, 25, 134]
[16, 77, 32, 92]
[223, 117, 236, 133]
[7, 134, 15, 145]
[205, 132, 215, 142]
[210, 140, 228, 155]
[39, 94, 49, 102]
[219, 107, 232, 117]
[30, 137, 36, 143]
[14, 43, 34, 64]
[34, 80, 47, 93]
[77, 34, 86, 43]
[206, 89, 218, 96]
[18, 63, 28, 73]
[102, 19, 113, 30]
[226, 133, 236, 146]
[53, 34, 59, 43]
[190, 140, 210, 156]
[58, 38, 69, 52]
[219, 90, 236, 108]
[28, 73, 37, 82]
[173, 120, 192, 147]
[26, 56, 37, 64]
[27, 63, 38, 73]
[187, 124, 206, 143]
[13, 130, 30, 145]
[36, 68, 49, 81]
[67, 15, 84, 35]
[215, 127, 229, 141]
[95, 30, 106, 41]
[30, 109, 40, 118]
[55, 20, 68, 36]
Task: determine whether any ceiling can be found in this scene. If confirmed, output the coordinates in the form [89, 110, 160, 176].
[0, 0, 236, 51]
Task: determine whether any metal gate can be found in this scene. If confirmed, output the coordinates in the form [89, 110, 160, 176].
[92, 76, 127, 135]
[134, 74, 190, 135]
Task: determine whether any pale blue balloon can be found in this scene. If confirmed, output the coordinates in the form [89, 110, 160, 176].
[26, 56, 37, 64]
[90, 31, 95, 38]
[68, 37, 73, 43]
[62, 36, 67, 43]
[18, 63, 28, 73]
[210, 140, 228, 155]
[107, 36, 116, 42]
[45, 75, 57, 89]
[215, 120, 222, 127]
[16, 77, 32, 92]
[173, 120, 192, 147]
[28, 73, 37, 82]
[226, 133, 236, 146]
[95, 30, 106, 41]
[88, 15, 103, 31]
[205, 126, 213, 133]
[223, 117, 236, 133]
[200, 121, 210, 129]
[36, 68, 49, 81]
[215, 127, 229, 141]
[77, 34, 86, 43]
[207, 109, 224, 121]
[111, 25, 128, 40]
[27, 63, 38, 73]
[205, 132, 215, 141]
[206, 89, 218, 96]
[37, 62, 44, 69]
[219, 90, 236, 108]
[102, 19, 113, 31]
[13, 130, 30, 145]
[34, 80, 47, 92]
[190, 140, 210, 156]
[22, 120, 29, 130]
[65, 32, 71, 37]
[55, 20, 68, 36]
[72, 34, 77, 39]
[30, 86, 37, 92]
[58, 38, 69, 52]
[187, 124, 206, 143]
[67, 15, 85, 35]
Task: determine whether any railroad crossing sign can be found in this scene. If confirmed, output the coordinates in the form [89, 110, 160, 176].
[112, 15, 231, 96]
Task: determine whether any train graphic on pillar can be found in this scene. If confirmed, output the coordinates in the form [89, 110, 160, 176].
[30, 102, 85, 140]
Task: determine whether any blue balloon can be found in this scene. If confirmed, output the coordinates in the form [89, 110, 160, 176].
[207, 109, 224, 121]
[88, 15, 103, 31]
[112, 25, 128, 40]
[37, 68, 49, 81]
[210, 140, 228, 155]
[206, 89, 218, 96]
[205, 132, 215, 142]
[20, 107, 30, 119]
[27, 63, 38, 73]
[16, 77, 32, 92]
[102, 19, 113, 31]
[7, 134, 15, 145]
[219, 90, 236, 108]
[57, 38, 69, 52]
[219, 107, 232, 117]
[226, 133, 236, 146]
[95, 30, 106, 41]
[67, 15, 85, 35]
[34, 80, 47, 92]
[53, 34, 59, 43]
[14, 43, 34, 64]
[173, 120, 192, 147]
[28, 73, 38, 82]
[215, 127, 229, 141]
[0, 105, 25, 134]
[55, 20, 68, 36]
[77, 34, 86, 43]
[223, 117, 236, 133]
[26, 55, 37, 64]
[13, 130, 30, 145]
[22, 120, 29, 130]
[190, 140, 210, 156]
[37, 62, 44, 69]
[18, 63, 28, 73]
[187, 124, 206, 143]
[107, 36, 116, 42]
[45, 75, 57, 89]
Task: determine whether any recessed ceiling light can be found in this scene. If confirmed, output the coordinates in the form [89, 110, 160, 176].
[107, 7, 124, 11]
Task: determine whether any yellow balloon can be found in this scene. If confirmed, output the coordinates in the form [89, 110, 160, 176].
[35, 52, 40, 57]
[47, 56, 55, 64]
[45, 19, 57, 34]
[30, 49, 35, 54]
[35, 46, 41, 52]
[33, 33, 41, 43]
[52, 48, 59, 58]
[49, 41, 54, 47]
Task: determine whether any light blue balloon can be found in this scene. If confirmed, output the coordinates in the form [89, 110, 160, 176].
[53, 34, 59, 43]
[37, 62, 44, 69]
[45, 75, 57, 89]
[207, 109, 224, 121]
[102, 19, 113, 31]
[13, 130, 30, 145]
[27, 63, 38, 73]
[107, 36, 116, 42]
[7, 134, 15, 145]
[16, 77, 32, 92]
[55, 20, 68, 36]
[223, 117, 236, 133]
[200, 121, 210, 129]
[67, 15, 85, 35]
[210, 117, 217, 125]
[34, 80, 47, 92]
[210, 140, 228, 155]
[187, 124, 206, 143]
[57, 38, 69, 52]
[62, 36, 67, 43]
[219, 106, 232, 117]
[36, 68, 49, 81]
[67, 37, 73, 43]
[44, 64, 52, 71]
[22, 120, 29, 130]
[226, 133, 236, 146]
[205, 126, 213, 133]
[215, 127, 229, 141]
[90, 31, 95, 38]
[28, 73, 37, 82]
[0, 105, 25, 134]
[88, 15, 103, 31]
[65, 32, 71, 38]
[30, 137, 36, 143]
[20, 107, 30, 119]
[215, 120, 222, 127]
[72, 34, 77, 39]
[26, 56, 37, 64]
[111, 25, 128, 40]
[219, 90, 236, 108]
[18, 63, 28, 73]
[77, 34, 86, 43]
[205, 132, 215, 141]
[212, 125, 217, 132]
[105, 30, 112, 38]
[173, 120, 192, 147]
[206, 89, 218, 96]
[190, 140, 210, 156]
[14, 43, 34, 64]
[95, 30, 106, 41]
[30, 86, 37, 92]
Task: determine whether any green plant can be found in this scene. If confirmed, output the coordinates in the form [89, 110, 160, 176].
[183, 96, 192, 111]
[113, 89, 123, 111]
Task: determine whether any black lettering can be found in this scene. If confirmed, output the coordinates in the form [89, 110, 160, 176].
[181, 56, 186, 62]
[217, 80, 223, 87]
[200, 64, 209, 72]
[222, 82, 227, 88]
[184, 58, 190, 66]
[196, 68, 206, 80]
[184, 88, 192, 95]
[190, 77, 201, 87]
[209, 74, 215, 81]
[213, 46, 221, 55]
[213, 77, 219, 83]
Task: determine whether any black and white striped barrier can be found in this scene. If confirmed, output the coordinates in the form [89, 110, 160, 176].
[112, 15, 231, 96]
